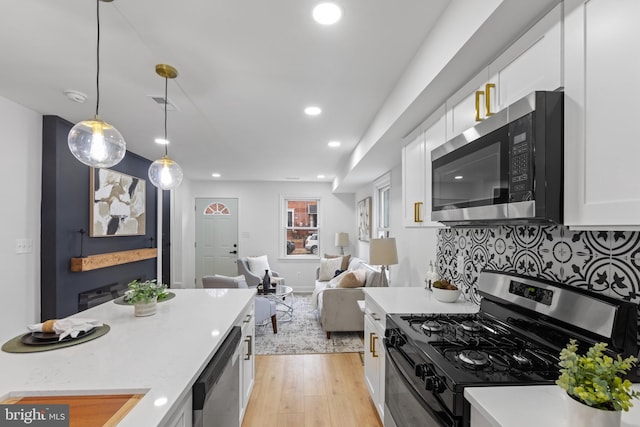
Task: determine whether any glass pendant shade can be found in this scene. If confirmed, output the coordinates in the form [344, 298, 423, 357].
[68, 116, 126, 168]
[148, 155, 183, 190]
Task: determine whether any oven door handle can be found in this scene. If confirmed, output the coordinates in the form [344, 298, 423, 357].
[384, 342, 455, 427]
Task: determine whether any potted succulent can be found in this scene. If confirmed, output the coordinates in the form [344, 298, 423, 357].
[556, 339, 640, 427]
[125, 279, 168, 317]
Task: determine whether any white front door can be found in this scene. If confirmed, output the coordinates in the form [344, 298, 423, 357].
[195, 198, 239, 286]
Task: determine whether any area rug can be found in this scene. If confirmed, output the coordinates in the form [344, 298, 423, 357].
[254, 294, 364, 355]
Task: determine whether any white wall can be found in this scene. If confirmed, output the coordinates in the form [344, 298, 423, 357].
[354, 164, 439, 288]
[0, 96, 42, 341]
[172, 180, 355, 292]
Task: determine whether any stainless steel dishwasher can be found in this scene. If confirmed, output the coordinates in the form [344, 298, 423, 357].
[192, 326, 242, 427]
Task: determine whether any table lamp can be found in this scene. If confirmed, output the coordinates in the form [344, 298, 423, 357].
[369, 238, 398, 287]
[335, 232, 349, 255]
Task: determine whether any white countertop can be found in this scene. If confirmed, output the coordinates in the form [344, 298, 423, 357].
[363, 286, 479, 314]
[465, 385, 640, 427]
[0, 288, 255, 427]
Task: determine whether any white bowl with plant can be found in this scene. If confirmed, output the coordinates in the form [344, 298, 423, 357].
[557, 339, 640, 426]
[125, 279, 168, 316]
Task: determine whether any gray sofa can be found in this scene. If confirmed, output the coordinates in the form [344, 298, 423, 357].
[312, 257, 384, 338]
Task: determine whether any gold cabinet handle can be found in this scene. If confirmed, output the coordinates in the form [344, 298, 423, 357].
[485, 83, 495, 117]
[369, 332, 375, 354]
[243, 314, 252, 323]
[372, 335, 379, 358]
[245, 335, 252, 360]
[414, 202, 423, 223]
[475, 91, 485, 122]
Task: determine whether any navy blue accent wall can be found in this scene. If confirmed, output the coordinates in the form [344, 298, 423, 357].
[41, 115, 158, 320]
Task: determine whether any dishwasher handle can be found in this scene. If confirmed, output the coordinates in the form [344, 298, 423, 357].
[192, 326, 242, 411]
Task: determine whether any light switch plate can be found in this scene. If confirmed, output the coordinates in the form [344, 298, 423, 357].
[15, 238, 33, 254]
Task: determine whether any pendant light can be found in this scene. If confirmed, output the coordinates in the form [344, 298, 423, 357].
[148, 64, 183, 190]
[68, 0, 126, 168]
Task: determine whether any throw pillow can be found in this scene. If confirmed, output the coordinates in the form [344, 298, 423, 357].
[247, 255, 270, 275]
[337, 268, 366, 288]
[328, 270, 349, 288]
[324, 254, 351, 271]
[319, 257, 343, 281]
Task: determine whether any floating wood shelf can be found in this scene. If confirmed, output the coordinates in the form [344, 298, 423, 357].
[70, 248, 158, 272]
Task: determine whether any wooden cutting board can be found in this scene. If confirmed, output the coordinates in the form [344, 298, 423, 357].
[2, 394, 143, 427]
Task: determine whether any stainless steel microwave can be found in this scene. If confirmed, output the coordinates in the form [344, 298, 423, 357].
[431, 91, 563, 225]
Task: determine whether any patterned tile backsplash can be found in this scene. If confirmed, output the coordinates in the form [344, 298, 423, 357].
[436, 226, 640, 307]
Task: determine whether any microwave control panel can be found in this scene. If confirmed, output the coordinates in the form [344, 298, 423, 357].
[509, 113, 534, 201]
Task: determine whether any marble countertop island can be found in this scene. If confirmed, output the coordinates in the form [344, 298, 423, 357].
[0, 288, 255, 426]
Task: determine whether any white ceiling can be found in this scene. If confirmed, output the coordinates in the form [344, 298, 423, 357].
[0, 0, 451, 187]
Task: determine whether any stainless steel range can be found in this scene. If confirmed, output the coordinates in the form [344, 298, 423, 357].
[384, 271, 639, 427]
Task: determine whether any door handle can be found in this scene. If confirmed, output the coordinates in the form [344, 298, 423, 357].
[229, 250, 237, 254]
[485, 83, 495, 117]
[414, 202, 423, 223]
[372, 335, 379, 358]
[245, 335, 252, 360]
[475, 90, 485, 122]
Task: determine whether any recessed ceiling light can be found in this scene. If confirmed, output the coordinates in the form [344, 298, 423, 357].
[313, 2, 342, 25]
[454, 175, 463, 180]
[328, 141, 341, 148]
[317, 174, 326, 179]
[304, 106, 322, 116]
[155, 138, 169, 145]
[211, 173, 221, 178]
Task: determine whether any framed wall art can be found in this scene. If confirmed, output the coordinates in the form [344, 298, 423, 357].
[357, 197, 372, 242]
[90, 168, 146, 237]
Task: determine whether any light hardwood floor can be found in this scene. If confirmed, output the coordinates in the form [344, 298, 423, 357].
[242, 353, 383, 427]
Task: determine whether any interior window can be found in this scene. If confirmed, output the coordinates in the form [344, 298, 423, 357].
[374, 173, 391, 238]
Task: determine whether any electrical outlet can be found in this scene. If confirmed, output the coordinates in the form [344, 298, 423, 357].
[456, 255, 465, 275]
[15, 238, 33, 254]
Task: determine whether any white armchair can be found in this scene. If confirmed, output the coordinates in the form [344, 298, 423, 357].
[237, 256, 281, 288]
[202, 274, 277, 333]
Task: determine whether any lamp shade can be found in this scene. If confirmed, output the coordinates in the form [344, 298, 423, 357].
[335, 232, 349, 247]
[369, 238, 398, 266]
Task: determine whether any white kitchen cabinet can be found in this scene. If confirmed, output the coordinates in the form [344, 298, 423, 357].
[564, 0, 640, 229]
[160, 391, 193, 427]
[238, 301, 255, 423]
[487, 4, 563, 111]
[402, 105, 446, 228]
[445, 68, 490, 139]
[445, 4, 562, 138]
[364, 295, 386, 421]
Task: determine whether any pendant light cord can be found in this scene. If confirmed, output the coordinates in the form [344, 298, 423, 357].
[164, 76, 168, 157]
[95, 0, 101, 118]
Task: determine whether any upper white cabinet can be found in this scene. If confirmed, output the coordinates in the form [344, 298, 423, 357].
[564, 0, 640, 229]
[445, 68, 490, 139]
[402, 106, 446, 228]
[445, 4, 563, 138]
[487, 4, 563, 110]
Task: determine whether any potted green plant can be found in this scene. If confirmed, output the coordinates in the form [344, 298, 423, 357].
[556, 339, 640, 427]
[125, 279, 168, 317]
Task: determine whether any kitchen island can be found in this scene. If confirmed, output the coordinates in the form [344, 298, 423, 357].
[0, 288, 255, 426]
[465, 384, 640, 426]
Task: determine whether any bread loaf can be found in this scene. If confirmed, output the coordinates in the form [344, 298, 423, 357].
[42, 319, 56, 333]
